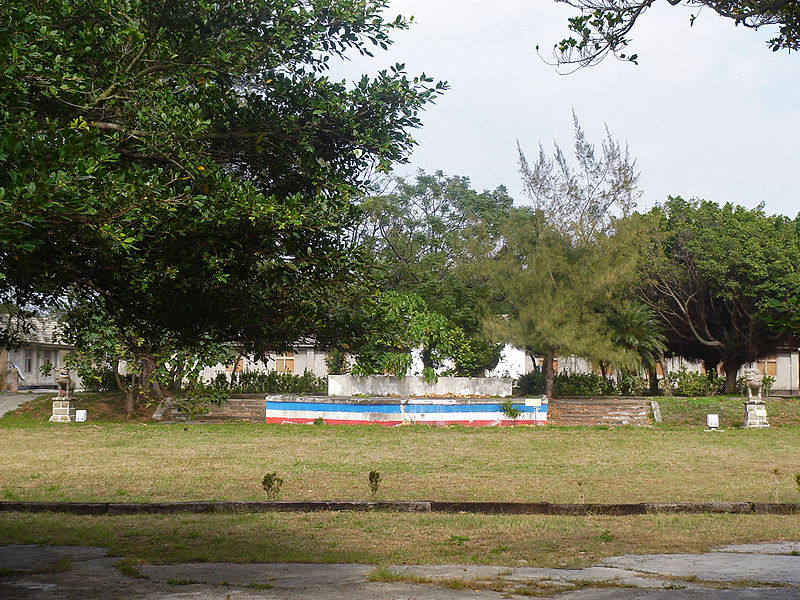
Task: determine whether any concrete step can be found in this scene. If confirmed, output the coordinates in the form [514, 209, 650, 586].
[549, 398, 652, 426]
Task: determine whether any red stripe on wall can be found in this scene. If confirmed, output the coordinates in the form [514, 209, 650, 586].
[264, 417, 546, 427]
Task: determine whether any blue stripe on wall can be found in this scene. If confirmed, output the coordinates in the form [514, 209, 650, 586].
[266, 402, 546, 414]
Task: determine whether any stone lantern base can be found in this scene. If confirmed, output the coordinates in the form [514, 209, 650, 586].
[743, 401, 769, 428]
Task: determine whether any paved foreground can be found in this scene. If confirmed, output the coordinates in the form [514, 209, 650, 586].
[2, 542, 800, 599]
[0, 392, 43, 418]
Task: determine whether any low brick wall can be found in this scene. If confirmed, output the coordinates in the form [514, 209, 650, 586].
[159, 395, 266, 421]
[3, 501, 798, 515]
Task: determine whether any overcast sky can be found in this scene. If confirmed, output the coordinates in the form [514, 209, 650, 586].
[332, 0, 799, 218]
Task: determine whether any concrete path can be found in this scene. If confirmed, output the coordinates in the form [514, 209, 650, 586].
[0, 392, 41, 418]
[2, 542, 800, 599]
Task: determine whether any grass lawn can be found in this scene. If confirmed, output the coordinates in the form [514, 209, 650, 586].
[2, 393, 800, 567]
[657, 395, 800, 428]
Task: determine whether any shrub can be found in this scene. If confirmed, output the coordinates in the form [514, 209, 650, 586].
[261, 473, 283, 500]
[501, 399, 521, 419]
[212, 370, 325, 394]
[736, 374, 775, 397]
[665, 368, 725, 397]
[324, 348, 349, 375]
[368, 470, 381, 499]
[516, 371, 545, 396]
[81, 365, 130, 393]
[614, 374, 649, 396]
[516, 371, 618, 397]
[554, 372, 614, 397]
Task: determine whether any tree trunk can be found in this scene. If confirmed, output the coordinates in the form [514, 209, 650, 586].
[113, 356, 135, 417]
[544, 352, 555, 401]
[421, 348, 434, 370]
[151, 377, 164, 400]
[647, 365, 659, 396]
[659, 354, 672, 396]
[139, 356, 155, 394]
[723, 359, 742, 394]
[169, 364, 184, 393]
[125, 389, 134, 417]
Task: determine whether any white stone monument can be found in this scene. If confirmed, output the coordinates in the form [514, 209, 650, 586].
[49, 368, 76, 422]
[742, 368, 769, 428]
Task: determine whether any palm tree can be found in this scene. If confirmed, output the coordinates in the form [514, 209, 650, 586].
[608, 301, 667, 394]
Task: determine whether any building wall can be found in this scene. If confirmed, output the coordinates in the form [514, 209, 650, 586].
[2, 316, 77, 390]
[294, 347, 328, 378]
[763, 350, 798, 395]
[198, 346, 329, 384]
[6, 346, 72, 388]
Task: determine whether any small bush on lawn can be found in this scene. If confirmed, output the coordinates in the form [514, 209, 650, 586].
[212, 370, 326, 394]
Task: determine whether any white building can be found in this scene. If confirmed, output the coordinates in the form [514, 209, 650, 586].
[1, 318, 75, 390]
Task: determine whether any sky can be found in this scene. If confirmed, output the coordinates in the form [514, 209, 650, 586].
[332, 1, 800, 218]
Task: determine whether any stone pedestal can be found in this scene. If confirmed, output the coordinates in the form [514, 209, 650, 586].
[49, 399, 76, 422]
[743, 401, 769, 428]
[8, 369, 19, 393]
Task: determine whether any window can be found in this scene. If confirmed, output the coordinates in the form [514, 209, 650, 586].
[225, 357, 245, 373]
[275, 352, 295, 373]
[757, 356, 777, 377]
[24, 349, 33, 373]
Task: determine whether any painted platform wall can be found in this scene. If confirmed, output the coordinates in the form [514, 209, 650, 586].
[327, 375, 512, 398]
[265, 395, 546, 426]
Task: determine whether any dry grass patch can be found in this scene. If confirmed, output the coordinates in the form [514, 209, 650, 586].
[1, 512, 800, 567]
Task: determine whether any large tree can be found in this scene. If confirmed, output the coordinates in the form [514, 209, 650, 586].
[489, 117, 646, 399]
[641, 197, 800, 392]
[549, 0, 800, 68]
[0, 1, 444, 359]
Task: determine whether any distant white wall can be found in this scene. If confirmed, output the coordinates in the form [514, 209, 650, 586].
[328, 374, 512, 397]
[486, 344, 527, 379]
[772, 350, 798, 394]
[294, 347, 328, 378]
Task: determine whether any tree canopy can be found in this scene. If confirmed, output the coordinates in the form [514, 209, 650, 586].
[640, 197, 800, 392]
[349, 290, 479, 379]
[358, 170, 513, 374]
[549, 0, 800, 69]
[0, 0, 445, 356]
